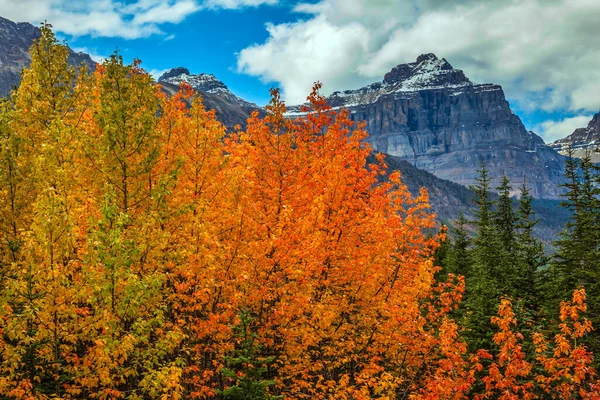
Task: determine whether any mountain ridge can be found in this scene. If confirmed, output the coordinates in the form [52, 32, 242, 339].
[288, 53, 566, 199]
[157, 67, 264, 129]
[0, 16, 96, 97]
[550, 111, 600, 162]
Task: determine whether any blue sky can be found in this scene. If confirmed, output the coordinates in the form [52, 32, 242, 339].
[66, 2, 298, 105]
[0, 0, 598, 142]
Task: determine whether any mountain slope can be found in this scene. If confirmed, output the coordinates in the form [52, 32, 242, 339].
[550, 111, 600, 162]
[158, 67, 263, 129]
[289, 54, 566, 199]
[0, 16, 96, 97]
[374, 152, 567, 244]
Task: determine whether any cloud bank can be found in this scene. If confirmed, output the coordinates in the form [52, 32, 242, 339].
[237, 0, 600, 122]
[0, 0, 278, 39]
[537, 115, 596, 143]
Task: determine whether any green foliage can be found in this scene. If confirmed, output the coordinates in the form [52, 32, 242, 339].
[219, 310, 280, 400]
[514, 179, 547, 313]
[544, 150, 600, 362]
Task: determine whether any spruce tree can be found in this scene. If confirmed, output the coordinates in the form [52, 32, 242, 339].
[220, 310, 280, 400]
[548, 150, 600, 362]
[448, 211, 471, 278]
[464, 162, 504, 350]
[514, 178, 546, 313]
[493, 173, 517, 294]
[494, 174, 516, 254]
[551, 151, 599, 299]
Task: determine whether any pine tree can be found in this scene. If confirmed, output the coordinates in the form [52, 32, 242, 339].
[433, 224, 451, 274]
[548, 149, 600, 364]
[493, 173, 518, 294]
[494, 174, 516, 254]
[447, 211, 471, 278]
[514, 178, 546, 313]
[219, 310, 280, 400]
[464, 162, 504, 351]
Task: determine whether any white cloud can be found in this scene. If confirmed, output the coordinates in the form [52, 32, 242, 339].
[537, 115, 594, 143]
[238, 16, 371, 103]
[203, 0, 278, 9]
[237, 0, 600, 115]
[0, 0, 278, 39]
[148, 68, 169, 80]
[71, 47, 108, 63]
[132, 0, 200, 25]
[0, 0, 195, 38]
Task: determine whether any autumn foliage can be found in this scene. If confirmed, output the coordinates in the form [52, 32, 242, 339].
[0, 25, 599, 399]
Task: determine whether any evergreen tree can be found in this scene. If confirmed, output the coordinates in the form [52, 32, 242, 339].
[447, 211, 471, 278]
[548, 150, 600, 363]
[494, 174, 516, 255]
[514, 178, 546, 313]
[493, 173, 518, 294]
[433, 224, 451, 274]
[220, 310, 280, 400]
[551, 151, 599, 300]
[464, 162, 504, 350]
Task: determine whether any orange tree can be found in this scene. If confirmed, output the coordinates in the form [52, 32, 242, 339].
[0, 25, 476, 399]
[473, 289, 600, 399]
[208, 86, 471, 399]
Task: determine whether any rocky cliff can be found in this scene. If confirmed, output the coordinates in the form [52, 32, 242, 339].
[288, 54, 566, 199]
[158, 67, 262, 129]
[0, 16, 96, 98]
[550, 112, 600, 162]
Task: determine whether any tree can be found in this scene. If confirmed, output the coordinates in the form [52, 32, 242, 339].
[533, 289, 600, 399]
[547, 150, 600, 361]
[447, 211, 471, 278]
[464, 162, 504, 351]
[472, 289, 600, 399]
[475, 298, 535, 400]
[219, 310, 279, 400]
[494, 174, 516, 257]
[0, 23, 90, 397]
[514, 179, 546, 313]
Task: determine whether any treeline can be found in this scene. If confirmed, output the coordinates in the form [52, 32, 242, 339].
[436, 153, 600, 397]
[0, 25, 598, 399]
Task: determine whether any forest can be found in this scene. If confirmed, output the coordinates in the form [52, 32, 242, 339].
[0, 25, 599, 399]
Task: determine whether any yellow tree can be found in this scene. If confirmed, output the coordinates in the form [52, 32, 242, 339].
[65, 54, 185, 398]
[0, 24, 92, 398]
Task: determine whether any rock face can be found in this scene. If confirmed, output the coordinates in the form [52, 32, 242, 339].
[0, 16, 96, 97]
[550, 112, 600, 162]
[288, 53, 566, 198]
[158, 67, 262, 129]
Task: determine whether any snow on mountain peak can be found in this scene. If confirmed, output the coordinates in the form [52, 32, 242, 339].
[158, 67, 229, 94]
[158, 67, 260, 110]
[383, 53, 470, 90]
[286, 54, 494, 116]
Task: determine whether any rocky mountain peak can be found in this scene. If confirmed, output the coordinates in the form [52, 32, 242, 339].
[157, 66, 261, 125]
[589, 112, 600, 130]
[288, 53, 565, 199]
[550, 110, 600, 161]
[158, 67, 190, 81]
[158, 67, 229, 94]
[0, 16, 96, 98]
[383, 53, 469, 89]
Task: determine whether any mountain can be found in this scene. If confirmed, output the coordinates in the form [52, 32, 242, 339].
[373, 152, 568, 246]
[550, 111, 600, 162]
[288, 53, 566, 199]
[158, 67, 263, 129]
[0, 16, 96, 97]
